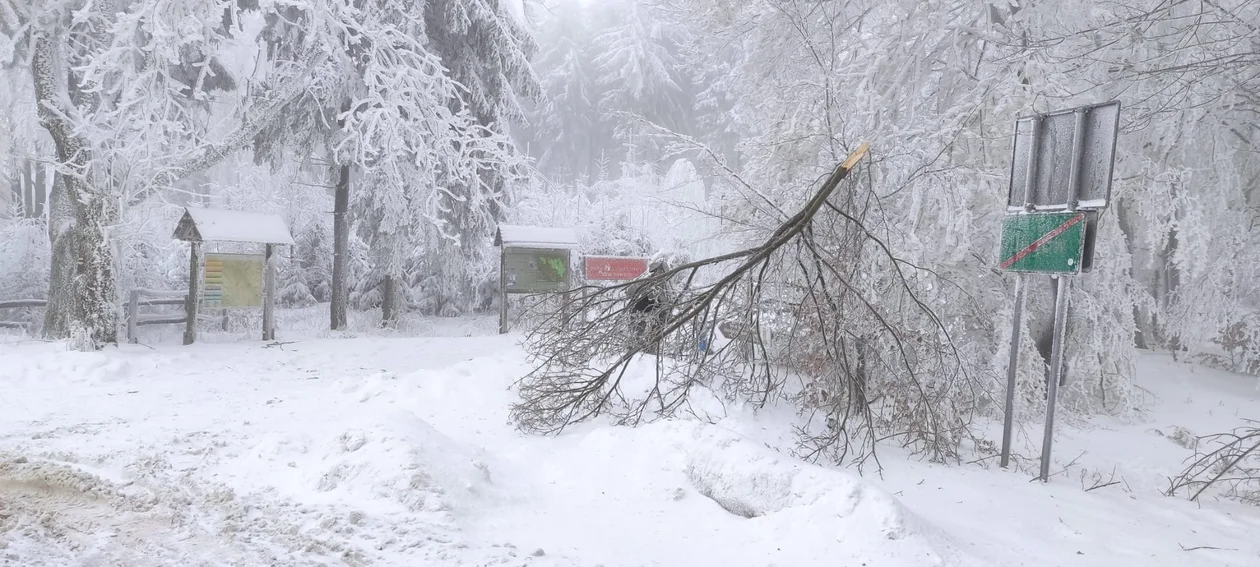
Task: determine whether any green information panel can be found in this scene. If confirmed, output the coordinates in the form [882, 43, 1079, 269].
[504, 247, 570, 293]
[999, 212, 1086, 274]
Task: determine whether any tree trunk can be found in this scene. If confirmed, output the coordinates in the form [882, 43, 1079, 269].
[19, 161, 33, 217]
[1159, 225, 1182, 352]
[381, 274, 397, 327]
[331, 163, 350, 330]
[43, 174, 74, 338]
[1115, 197, 1151, 349]
[33, 162, 47, 219]
[33, 30, 118, 348]
[70, 196, 119, 347]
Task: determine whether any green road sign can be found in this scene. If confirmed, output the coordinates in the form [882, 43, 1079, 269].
[1000, 212, 1086, 274]
[504, 247, 571, 293]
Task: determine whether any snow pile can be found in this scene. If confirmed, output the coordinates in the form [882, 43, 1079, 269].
[0, 347, 158, 387]
[685, 428, 907, 533]
[307, 410, 498, 515]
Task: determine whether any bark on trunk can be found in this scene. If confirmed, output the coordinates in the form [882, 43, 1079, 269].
[331, 163, 350, 330]
[42, 173, 74, 338]
[1158, 226, 1182, 351]
[33, 31, 118, 348]
[381, 274, 397, 327]
[1115, 196, 1152, 349]
[71, 196, 119, 347]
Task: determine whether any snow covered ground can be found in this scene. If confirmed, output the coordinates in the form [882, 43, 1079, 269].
[1, 315, 1258, 566]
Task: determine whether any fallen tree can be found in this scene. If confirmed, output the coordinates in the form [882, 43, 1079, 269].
[511, 143, 988, 468]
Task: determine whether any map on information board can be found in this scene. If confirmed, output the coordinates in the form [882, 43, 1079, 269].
[203, 253, 264, 308]
[504, 248, 570, 293]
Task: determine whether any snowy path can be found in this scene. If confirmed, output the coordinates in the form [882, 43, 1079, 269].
[1, 334, 1258, 566]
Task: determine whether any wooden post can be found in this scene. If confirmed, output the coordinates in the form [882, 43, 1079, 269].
[331, 163, 350, 330]
[499, 249, 508, 334]
[263, 244, 276, 341]
[184, 242, 201, 345]
[127, 289, 139, 344]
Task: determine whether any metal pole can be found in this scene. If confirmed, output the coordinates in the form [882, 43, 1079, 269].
[1040, 275, 1071, 482]
[1000, 274, 1027, 468]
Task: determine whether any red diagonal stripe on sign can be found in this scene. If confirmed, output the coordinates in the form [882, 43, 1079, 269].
[1000, 213, 1085, 270]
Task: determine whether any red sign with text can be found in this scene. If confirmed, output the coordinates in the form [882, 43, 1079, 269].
[584, 256, 649, 281]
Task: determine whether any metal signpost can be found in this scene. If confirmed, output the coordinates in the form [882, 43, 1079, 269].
[998, 101, 1120, 481]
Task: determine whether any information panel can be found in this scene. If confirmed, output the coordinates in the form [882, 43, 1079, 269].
[203, 253, 265, 308]
[504, 248, 571, 293]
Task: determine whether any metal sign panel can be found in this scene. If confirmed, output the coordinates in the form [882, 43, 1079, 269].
[1007, 101, 1120, 212]
[999, 212, 1086, 274]
[203, 253, 265, 308]
[504, 247, 571, 293]
[584, 256, 649, 281]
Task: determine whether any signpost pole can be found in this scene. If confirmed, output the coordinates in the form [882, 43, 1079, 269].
[1000, 274, 1026, 468]
[184, 242, 201, 346]
[1040, 275, 1071, 482]
[1039, 107, 1088, 481]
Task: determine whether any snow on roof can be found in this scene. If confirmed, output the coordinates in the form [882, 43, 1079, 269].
[173, 207, 296, 245]
[494, 224, 580, 249]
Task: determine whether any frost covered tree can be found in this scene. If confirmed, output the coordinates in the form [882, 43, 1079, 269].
[0, 0, 324, 348]
[525, 0, 698, 180]
[247, 0, 535, 324]
[419, 0, 540, 316]
[528, 0, 609, 182]
[592, 0, 695, 164]
[991, 0, 1260, 380]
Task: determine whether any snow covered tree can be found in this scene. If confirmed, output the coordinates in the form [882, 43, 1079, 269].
[0, 0, 323, 348]
[592, 0, 695, 164]
[998, 0, 1260, 374]
[246, 0, 535, 324]
[528, 0, 610, 182]
[420, 0, 541, 315]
